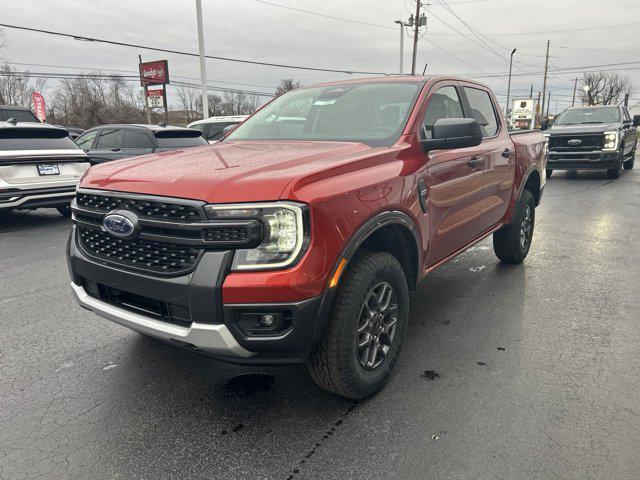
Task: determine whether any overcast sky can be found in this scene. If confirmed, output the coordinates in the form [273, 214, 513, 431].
[2, 0, 639, 114]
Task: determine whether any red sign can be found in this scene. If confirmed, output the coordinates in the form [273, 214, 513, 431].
[31, 92, 46, 122]
[146, 88, 165, 108]
[139, 60, 169, 86]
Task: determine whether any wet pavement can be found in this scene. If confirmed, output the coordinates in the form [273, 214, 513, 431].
[1, 165, 640, 479]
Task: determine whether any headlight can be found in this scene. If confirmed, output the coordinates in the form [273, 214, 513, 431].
[204, 202, 308, 270]
[542, 132, 550, 138]
[603, 131, 619, 151]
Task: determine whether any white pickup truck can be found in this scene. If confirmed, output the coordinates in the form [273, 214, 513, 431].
[0, 121, 90, 216]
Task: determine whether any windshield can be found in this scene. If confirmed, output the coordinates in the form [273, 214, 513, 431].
[226, 82, 422, 146]
[555, 107, 620, 125]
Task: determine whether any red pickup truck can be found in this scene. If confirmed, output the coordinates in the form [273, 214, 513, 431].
[67, 76, 546, 398]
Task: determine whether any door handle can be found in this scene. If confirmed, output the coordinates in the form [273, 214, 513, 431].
[502, 148, 513, 158]
[110, 148, 121, 152]
[467, 157, 483, 168]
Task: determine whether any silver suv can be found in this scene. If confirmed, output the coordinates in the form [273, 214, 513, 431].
[0, 121, 90, 216]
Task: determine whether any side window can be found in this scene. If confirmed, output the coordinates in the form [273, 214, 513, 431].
[422, 86, 464, 139]
[75, 130, 98, 151]
[463, 87, 499, 137]
[124, 129, 154, 149]
[95, 129, 125, 149]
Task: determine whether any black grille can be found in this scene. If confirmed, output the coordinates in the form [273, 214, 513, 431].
[548, 134, 603, 150]
[77, 192, 203, 222]
[201, 226, 249, 242]
[83, 279, 192, 327]
[78, 227, 201, 275]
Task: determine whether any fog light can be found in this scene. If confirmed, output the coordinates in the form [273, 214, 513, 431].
[260, 314, 276, 327]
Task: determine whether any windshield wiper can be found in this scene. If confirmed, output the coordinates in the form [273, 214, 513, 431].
[579, 121, 604, 124]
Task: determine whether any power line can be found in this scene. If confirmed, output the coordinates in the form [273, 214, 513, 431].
[4, 61, 277, 89]
[0, 70, 276, 97]
[427, 20, 640, 37]
[425, 39, 486, 73]
[249, 0, 395, 30]
[0, 23, 393, 76]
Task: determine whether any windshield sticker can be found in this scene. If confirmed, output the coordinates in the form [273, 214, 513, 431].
[313, 100, 336, 106]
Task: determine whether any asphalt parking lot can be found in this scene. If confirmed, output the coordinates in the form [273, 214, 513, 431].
[1, 164, 640, 480]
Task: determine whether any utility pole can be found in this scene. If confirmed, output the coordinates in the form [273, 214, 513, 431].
[547, 92, 552, 117]
[624, 93, 630, 107]
[530, 84, 533, 98]
[411, 1, 422, 76]
[195, 0, 209, 119]
[541, 39, 550, 120]
[394, 20, 404, 74]
[536, 91, 541, 128]
[139, 54, 151, 124]
[505, 48, 517, 119]
[571, 77, 578, 107]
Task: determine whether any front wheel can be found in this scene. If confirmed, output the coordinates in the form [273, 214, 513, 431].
[623, 156, 635, 170]
[307, 251, 409, 399]
[493, 189, 535, 264]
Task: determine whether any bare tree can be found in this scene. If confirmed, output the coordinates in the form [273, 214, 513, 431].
[580, 72, 633, 105]
[0, 64, 45, 106]
[275, 78, 302, 97]
[176, 84, 199, 122]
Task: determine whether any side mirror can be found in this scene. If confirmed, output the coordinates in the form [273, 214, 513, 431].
[421, 118, 483, 152]
[540, 119, 549, 130]
[633, 115, 640, 127]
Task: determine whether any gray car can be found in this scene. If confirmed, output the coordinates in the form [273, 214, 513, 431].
[74, 124, 208, 164]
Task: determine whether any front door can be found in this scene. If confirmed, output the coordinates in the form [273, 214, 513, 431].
[420, 83, 486, 267]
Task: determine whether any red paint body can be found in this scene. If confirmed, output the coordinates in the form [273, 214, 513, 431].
[80, 76, 546, 304]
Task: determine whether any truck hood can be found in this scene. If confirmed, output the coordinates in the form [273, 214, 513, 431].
[81, 141, 378, 203]
[548, 123, 619, 135]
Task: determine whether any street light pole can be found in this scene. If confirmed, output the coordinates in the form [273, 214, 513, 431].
[195, 0, 209, 119]
[394, 20, 404, 75]
[505, 48, 516, 122]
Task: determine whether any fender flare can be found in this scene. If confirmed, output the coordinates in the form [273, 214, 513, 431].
[506, 165, 543, 224]
[338, 210, 422, 285]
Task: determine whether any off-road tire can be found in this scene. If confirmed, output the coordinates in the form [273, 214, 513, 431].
[623, 148, 635, 170]
[546, 168, 553, 179]
[493, 189, 535, 264]
[307, 251, 409, 399]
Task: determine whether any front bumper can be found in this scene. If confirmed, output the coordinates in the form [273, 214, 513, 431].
[68, 227, 329, 364]
[547, 150, 620, 170]
[0, 185, 76, 210]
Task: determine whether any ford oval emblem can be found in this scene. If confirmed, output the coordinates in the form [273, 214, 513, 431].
[567, 138, 582, 146]
[103, 211, 139, 239]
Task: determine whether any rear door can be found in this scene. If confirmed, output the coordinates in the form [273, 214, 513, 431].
[622, 107, 636, 155]
[420, 82, 486, 266]
[460, 83, 515, 232]
[122, 128, 155, 157]
[88, 128, 127, 164]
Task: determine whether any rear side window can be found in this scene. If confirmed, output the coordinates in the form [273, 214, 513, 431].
[0, 128, 81, 151]
[2, 109, 40, 123]
[155, 131, 207, 148]
[96, 129, 125, 149]
[422, 86, 464, 140]
[124, 130, 154, 149]
[463, 87, 499, 137]
[75, 130, 98, 150]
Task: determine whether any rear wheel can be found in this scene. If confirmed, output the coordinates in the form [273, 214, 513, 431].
[546, 168, 553, 178]
[493, 189, 535, 264]
[307, 251, 409, 399]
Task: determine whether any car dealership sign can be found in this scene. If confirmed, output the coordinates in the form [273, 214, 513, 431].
[31, 92, 46, 122]
[147, 89, 164, 108]
[139, 60, 169, 86]
[511, 98, 535, 129]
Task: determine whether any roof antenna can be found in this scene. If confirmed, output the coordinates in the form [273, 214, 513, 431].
[422, 62, 428, 75]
